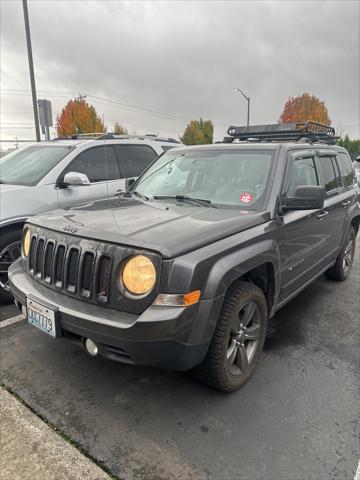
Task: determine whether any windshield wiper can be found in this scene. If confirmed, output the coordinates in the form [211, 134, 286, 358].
[124, 190, 149, 201]
[152, 195, 215, 207]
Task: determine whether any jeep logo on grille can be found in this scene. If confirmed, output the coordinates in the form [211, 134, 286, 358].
[63, 225, 79, 234]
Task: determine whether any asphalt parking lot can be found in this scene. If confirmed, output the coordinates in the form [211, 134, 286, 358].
[0, 244, 359, 480]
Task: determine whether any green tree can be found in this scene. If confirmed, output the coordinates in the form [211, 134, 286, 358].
[337, 135, 360, 160]
[56, 96, 105, 136]
[113, 122, 128, 135]
[181, 118, 214, 145]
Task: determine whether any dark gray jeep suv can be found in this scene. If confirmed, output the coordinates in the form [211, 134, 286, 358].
[9, 122, 359, 392]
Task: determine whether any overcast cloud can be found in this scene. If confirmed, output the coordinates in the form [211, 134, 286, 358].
[0, 0, 359, 147]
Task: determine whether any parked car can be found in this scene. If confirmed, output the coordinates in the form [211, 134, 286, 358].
[353, 154, 360, 183]
[0, 133, 180, 302]
[9, 122, 359, 392]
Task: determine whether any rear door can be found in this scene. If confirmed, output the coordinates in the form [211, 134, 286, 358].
[57, 145, 119, 208]
[107, 144, 158, 197]
[315, 150, 349, 261]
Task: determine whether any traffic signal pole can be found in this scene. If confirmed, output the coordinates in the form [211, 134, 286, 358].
[22, 0, 40, 142]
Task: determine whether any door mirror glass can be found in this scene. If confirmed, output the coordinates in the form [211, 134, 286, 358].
[283, 185, 325, 210]
[125, 177, 136, 190]
[62, 171, 91, 186]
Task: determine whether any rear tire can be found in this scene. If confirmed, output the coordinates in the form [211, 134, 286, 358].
[325, 226, 356, 281]
[194, 281, 268, 392]
[0, 227, 22, 304]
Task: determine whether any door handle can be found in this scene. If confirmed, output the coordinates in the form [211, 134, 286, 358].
[342, 200, 351, 206]
[317, 211, 329, 219]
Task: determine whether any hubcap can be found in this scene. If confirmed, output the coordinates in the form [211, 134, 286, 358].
[0, 241, 22, 291]
[342, 236, 354, 275]
[226, 301, 261, 375]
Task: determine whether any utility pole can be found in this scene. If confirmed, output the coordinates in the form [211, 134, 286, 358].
[234, 88, 250, 127]
[22, 0, 40, 142]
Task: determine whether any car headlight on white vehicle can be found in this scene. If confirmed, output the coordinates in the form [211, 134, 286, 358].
[23, 228, 31, 257]
[122, 255, 156, 295]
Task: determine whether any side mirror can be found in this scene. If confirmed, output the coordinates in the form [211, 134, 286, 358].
[282, 185, 325, 211]
[62, 172, 91, 186]
[125, 177, 136, 190]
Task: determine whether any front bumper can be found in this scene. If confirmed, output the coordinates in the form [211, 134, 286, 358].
[9, 260, 223, 371]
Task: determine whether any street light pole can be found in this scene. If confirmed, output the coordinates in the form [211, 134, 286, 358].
[234, 88, 250, 127]
[22, 0, 40, 142]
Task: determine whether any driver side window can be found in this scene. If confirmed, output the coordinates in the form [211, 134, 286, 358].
[62, 146, 119, 183]
[287, 157, 319, 194]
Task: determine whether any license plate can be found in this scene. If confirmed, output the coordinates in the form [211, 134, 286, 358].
[26, 298, 58, 338]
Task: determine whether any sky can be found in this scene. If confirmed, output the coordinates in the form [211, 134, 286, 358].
[0, 0, 359, 148]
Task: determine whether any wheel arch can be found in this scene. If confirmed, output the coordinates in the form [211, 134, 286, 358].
[203, 240, 279, 296]
[0, 221, 25, 239]
[351, 215, 360, 236]
[0, 218, 27, 235]
[200, 240, 280, 337]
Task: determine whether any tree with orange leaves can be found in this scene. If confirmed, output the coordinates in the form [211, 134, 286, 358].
[279, 93, 331, 126]
[56, 96, 105, 136]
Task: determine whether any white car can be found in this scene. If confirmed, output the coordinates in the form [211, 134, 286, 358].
[353, 155, 360, 183]
[0, 133, 180, 302]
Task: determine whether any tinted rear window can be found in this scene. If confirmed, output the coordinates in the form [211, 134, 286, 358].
[337, 152, 355, 187]
[116, 145, 157, 178]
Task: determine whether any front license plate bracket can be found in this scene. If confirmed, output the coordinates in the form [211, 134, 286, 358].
[26, 296, 61, 338]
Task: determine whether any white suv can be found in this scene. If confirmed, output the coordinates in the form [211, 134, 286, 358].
[0, 133, 180, 301]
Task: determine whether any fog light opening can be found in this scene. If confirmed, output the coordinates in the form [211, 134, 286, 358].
[84, 338, 99, 356]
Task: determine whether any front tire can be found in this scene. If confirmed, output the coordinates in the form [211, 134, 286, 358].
[194, 281, 268, 392]
[0, 227, 22, 304]
[325, 226, 356, 281]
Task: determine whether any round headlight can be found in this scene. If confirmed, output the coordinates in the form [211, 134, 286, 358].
[23, 228, 31, 257]
[122, 255, 156, 295]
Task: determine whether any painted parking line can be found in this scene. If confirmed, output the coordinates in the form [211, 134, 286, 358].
[0, 314, 25, 328]
[355, 459, 360, 480]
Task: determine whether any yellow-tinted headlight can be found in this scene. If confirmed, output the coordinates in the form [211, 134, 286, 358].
[23, 228, 31, 257]
[122, 255, 156, 295]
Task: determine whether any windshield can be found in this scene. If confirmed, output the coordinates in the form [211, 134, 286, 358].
[131, 148, 275, 209]
[0, 145, 73, 186]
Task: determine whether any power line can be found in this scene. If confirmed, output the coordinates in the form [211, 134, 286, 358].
[1, 89, 231, 126]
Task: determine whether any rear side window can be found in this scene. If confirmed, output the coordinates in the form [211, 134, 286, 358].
[337, 152, 355, 187]
[63, 146, 119, 182]
[318, 156, 340, 193]
[116, 145, 157, 178]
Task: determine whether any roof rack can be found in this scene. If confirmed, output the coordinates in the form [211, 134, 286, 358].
[96, 133, 180, 143]
[52, 132, 106, 141]
[52, 133, 180, 143]
[224, 121, 338, 145]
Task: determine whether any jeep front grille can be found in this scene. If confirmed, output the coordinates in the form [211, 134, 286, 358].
[97, 255, 112, 299]
[80, 251, 94, 294]
[28, 235, 112, 302]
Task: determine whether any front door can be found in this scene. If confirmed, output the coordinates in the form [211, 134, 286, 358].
[278, 152, 332, 304]
[57, 145, 119, 208]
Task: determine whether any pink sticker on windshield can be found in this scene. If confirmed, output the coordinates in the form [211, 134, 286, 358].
[240, 192, 253, 204]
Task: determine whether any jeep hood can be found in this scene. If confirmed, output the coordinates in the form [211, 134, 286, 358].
[28, 197, 271, 258]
